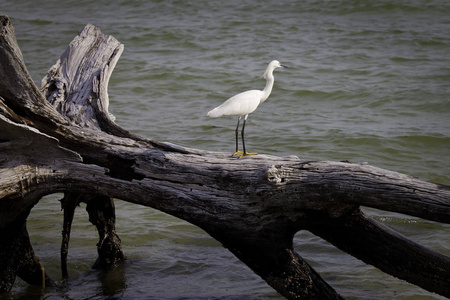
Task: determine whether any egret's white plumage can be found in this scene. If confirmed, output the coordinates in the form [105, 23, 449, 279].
[207, 90, 263, 118]
[207, 60, 287, 158]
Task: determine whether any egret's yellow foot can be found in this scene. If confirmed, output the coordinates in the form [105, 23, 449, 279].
[238, 152, 258, 159]
[232, 150, 244, 157]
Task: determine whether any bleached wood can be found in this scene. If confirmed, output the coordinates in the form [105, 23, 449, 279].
[41, 24, 122, 128]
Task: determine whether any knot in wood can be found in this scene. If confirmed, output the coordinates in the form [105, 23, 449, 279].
[266, 165, 287, 185]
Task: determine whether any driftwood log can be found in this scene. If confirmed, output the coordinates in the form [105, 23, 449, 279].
[0, 15, 449, 299]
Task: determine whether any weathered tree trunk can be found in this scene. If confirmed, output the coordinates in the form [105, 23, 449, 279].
[0, 15, 449, 299]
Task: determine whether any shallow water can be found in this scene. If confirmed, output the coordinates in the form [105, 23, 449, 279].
[2, 0, 449, 299]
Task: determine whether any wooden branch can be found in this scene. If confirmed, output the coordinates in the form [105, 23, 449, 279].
[60, 193, 80, 279]
[41, 24, 127, 136]
[307, 207, 450, 297]
[41, 24, 122, 126]
[1, 15, 449, 299]
[85, 195, 125, 269]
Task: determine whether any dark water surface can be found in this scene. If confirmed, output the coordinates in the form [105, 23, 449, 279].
[2, 0, 449, 299]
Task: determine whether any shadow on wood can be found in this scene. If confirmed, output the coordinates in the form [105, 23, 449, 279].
[0, 15, 449, 299]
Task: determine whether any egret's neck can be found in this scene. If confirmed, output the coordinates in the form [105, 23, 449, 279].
[261, 72, 275, 103]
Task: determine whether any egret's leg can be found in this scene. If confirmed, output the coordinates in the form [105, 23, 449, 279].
[232, 117, 243, 156]
[239, 116, 257, 158]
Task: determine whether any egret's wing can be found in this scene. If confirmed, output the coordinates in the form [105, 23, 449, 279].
[208, 90, 262, 118]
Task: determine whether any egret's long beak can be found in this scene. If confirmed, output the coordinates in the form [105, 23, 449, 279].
[281, 64, 288, 68]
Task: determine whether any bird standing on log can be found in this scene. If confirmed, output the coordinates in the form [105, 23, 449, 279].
[207, 60, 287, 158]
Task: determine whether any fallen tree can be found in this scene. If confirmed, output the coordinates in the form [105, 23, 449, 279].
[0, 15, 449, 299]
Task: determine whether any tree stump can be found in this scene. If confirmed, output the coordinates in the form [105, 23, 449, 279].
[0, 15, 449, 299]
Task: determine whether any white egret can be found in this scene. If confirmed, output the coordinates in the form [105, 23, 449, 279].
[207, 60, 287, 158]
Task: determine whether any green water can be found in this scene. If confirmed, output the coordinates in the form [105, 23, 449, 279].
[2, 0, 449, 299]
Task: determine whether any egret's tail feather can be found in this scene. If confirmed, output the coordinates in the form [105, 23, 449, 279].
[207, 107, 222, 118]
